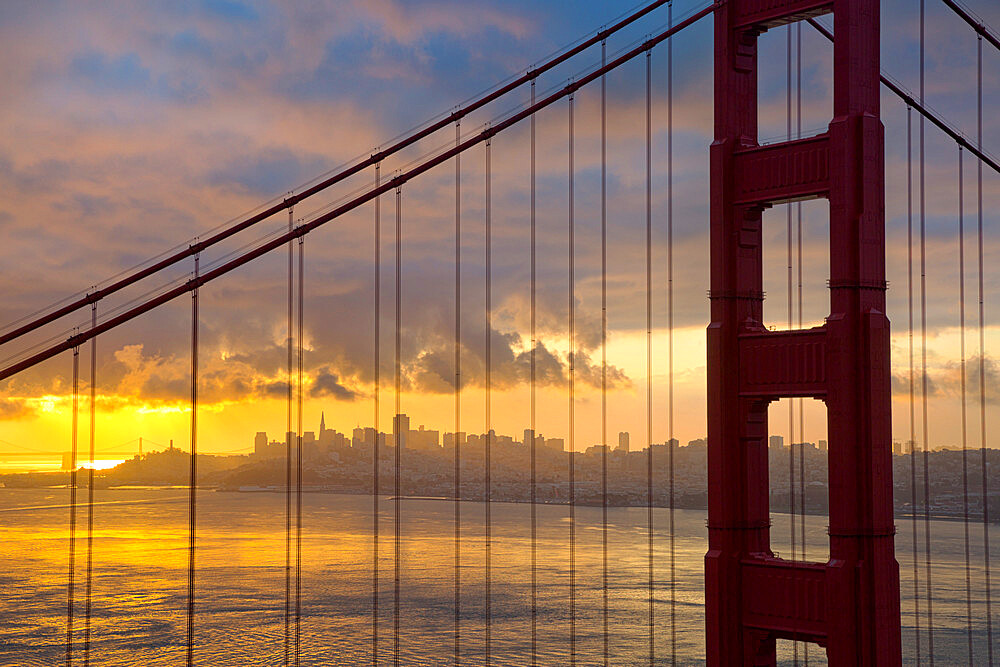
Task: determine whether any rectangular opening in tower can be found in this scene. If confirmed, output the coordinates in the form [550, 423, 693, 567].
[767, 397, 830, 564]
[761, 199, 831, 331]
[755, 20, 833, 146]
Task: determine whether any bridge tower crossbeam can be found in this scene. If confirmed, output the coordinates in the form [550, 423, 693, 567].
[706, 0, 902, 664]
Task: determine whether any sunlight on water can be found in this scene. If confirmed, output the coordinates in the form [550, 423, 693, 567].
[0, 488, 996, 665]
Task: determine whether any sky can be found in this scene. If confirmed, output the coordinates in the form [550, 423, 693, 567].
[1, 0, 999, 464]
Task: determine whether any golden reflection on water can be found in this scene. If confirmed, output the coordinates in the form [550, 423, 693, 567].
[1, 488, 995, 665]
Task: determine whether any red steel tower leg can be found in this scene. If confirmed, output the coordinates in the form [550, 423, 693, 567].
[706, 1, 902, 664]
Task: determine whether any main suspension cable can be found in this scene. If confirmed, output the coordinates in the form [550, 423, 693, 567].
[0, 5, 719, 383]
[0, 1, 681, 351]
[939, 0, 1000, 52]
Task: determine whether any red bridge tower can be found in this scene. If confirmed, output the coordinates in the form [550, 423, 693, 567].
[706, 0, 902, 663]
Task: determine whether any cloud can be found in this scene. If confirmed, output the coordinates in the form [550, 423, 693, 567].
[209, 148, 331, 194]
[0, 398, 34, 420]
[892, 355, 1000, 405]
[1, 0, 998, 450]
[309, 367, 358, 401]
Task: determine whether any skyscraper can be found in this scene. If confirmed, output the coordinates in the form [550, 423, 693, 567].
[618, 431, 630, 453]
[393, 413, 410, 449]
[254, 432, 268, 456]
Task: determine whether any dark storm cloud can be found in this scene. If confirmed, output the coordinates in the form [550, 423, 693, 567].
[309, 368, 358, 401]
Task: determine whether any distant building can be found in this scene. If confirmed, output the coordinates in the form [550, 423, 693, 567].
[618, 431, 630, 453]
[546, 437, 565, 452]
[892, 440, 902, 456]
[409, 425, 440, 450]
[818, 439, 828, 452]
[319, 413, 335, 447]
[769, 435, 784, 449]
[393, 414, 410, 449]
[443, 431, 466, 448]
[254, 432, 268, 456]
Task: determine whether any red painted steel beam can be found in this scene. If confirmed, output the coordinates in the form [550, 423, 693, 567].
[739, 327, 827, 399]
[0, 4, 718, 383]
[741, 558, 827, 642]
[734, 133, 831, 204]
[0, 0, 677, 349]
[734, 0, 832, 30]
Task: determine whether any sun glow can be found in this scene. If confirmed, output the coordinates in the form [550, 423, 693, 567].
[79, 459, 126, 470]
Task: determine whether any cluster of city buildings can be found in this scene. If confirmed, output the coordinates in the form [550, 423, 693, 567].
[252, 412, 637, 460]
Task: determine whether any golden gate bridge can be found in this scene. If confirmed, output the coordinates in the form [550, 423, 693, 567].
[2, 0, 999, 664]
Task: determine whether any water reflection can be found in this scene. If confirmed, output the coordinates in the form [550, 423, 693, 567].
[1, 488, 996, 665]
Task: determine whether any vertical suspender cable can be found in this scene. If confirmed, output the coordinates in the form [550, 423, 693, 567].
[959, 143, 980, 667]
[484, 137, 493, 667]
[295, 231, 304, 666]
[918, 2, 936, 656]
[372, 163, 381, 667]
[786, 23, 799, 666]
[795, 21, 807, 666]
[666, 5, 677, 661]
[567, 92, 577, 667]
[83, 304, 96, 667]
[959, 145, 974, 664]
[600, 38, 610, 667]
[394, 185, 402, 667]
[645, 49, 655, 667]
[186, 255, 199, 667]
[907, 105, 923, 665]
[977, 32, 995, 666]
[529, 78, 538, 667]
[285, 206, 294, 667]
[66, 344, 80, 667]
[454, 120, 463, 667]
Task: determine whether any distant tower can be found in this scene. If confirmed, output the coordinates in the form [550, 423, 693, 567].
[617, 431, 630, 453]
[393, 413, 410, 449]
[254, 432, 268, 456]
[320, 411, 326, 435]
